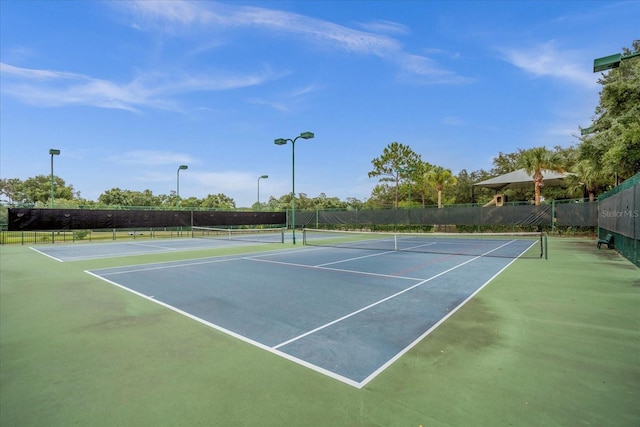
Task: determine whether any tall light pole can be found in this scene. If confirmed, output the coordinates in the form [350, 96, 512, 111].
[274, 131, 314, 244]
[177, 165, 188, 206]
[257, 175, 268, 210]
[49, 149, 60, 207]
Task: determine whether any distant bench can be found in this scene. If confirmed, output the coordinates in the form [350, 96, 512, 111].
[597, 233, 614, 249]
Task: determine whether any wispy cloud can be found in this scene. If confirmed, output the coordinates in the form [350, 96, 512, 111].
[248, 98, 288, 112]
[397, 54, 475, 85]
[0, 63, 283, 111]
[0, 62, 85, 80]
[356, 20, 410, 35]
[121, 0, 468, 85]
[442, 116, 467, 126]
[109, 150, 195, 166]
[248, 82, 322, 112]
[499, 41, 596, 88]
[124, 1, 401, 56]
[1, 1, 471, 113]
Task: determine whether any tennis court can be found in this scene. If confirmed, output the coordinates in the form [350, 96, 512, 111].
[3, 236, 639, 426]
[30, 227, 286, 262]
[85, 231, 540, 388]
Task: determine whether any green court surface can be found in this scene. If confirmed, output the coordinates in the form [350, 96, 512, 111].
[1, 237, 638, 426]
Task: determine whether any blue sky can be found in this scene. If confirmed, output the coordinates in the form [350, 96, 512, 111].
[1, 1, 638, 207]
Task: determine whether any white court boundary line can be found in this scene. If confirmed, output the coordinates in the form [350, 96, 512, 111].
[29, 246, 64, 262]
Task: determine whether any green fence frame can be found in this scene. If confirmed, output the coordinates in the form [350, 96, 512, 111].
[597, 173, 640, 267]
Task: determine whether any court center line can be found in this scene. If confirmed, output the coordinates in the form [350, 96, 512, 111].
[128, 242, 179, 251]
[314, 249, 397, 267]
[246, 257, 425, 281]
[272, 240, 517, 350]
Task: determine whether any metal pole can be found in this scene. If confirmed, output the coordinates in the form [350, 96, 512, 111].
[257, 175, 268, 210]
[50, 153, 54, 207]
[274, 132, 313, 244]
[49, 149, 60, 207]
[177, 165, 187, 207]
[292, 139, 296, 244]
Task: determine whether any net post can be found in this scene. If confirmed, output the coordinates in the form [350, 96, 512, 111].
[282, 227, 286, 244]
[394, 232, 398, 251]
[302, 228, 306, 245]
[544, 233, 548, 260]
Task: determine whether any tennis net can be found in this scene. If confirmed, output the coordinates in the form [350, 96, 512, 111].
[302, 228, 547, 259]
[192, 226, 285, 244]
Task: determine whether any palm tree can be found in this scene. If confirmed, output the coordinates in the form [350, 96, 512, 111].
[519, 147, 565, 205]
[425, 166, 457, 208]
[412, 162, 433, 207]
[567, 159, 608, 202]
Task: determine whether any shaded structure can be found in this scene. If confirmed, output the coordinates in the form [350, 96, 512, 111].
[473, 169, 571, 192]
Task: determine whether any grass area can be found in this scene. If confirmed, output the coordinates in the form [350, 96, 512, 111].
[1, 237, 638, 426]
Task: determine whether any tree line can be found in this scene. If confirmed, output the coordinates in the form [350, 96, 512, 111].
[1, 41, 638, 212]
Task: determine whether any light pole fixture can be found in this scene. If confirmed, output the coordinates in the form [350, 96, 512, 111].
[593, 51, 640, 73]
[177, 165, 188, 206]
[49, 149, 60, 207]
[274, 131, 314, 244]
[580, 126, 595, 136]
[257, 175, 268, 209]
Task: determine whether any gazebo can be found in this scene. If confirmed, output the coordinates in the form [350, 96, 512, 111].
[473, 169, 572, 205]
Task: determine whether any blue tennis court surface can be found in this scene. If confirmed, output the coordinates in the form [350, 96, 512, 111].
[86, 238, 536, 388]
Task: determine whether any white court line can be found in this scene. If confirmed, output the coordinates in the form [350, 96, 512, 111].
[246, 257, 424, 281]
[92, 247, 310, 276]
[314, 249, 396, 267]
[84, 267, 363, 388]
[127, 242, 179, 251]
[359, 240, 537, 387]
[272, 239, 521, 352]
[29, 246, 64, 262]
[401, 241, 438, 251]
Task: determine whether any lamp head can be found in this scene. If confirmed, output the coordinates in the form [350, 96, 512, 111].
[580, 127, 594, 136]
[299, 132, 314, 140]
[49, 149, 61, 155]
[179, 165, 188, 170]
[274, 138, 287, 145]
[260, 175, 269, 179]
